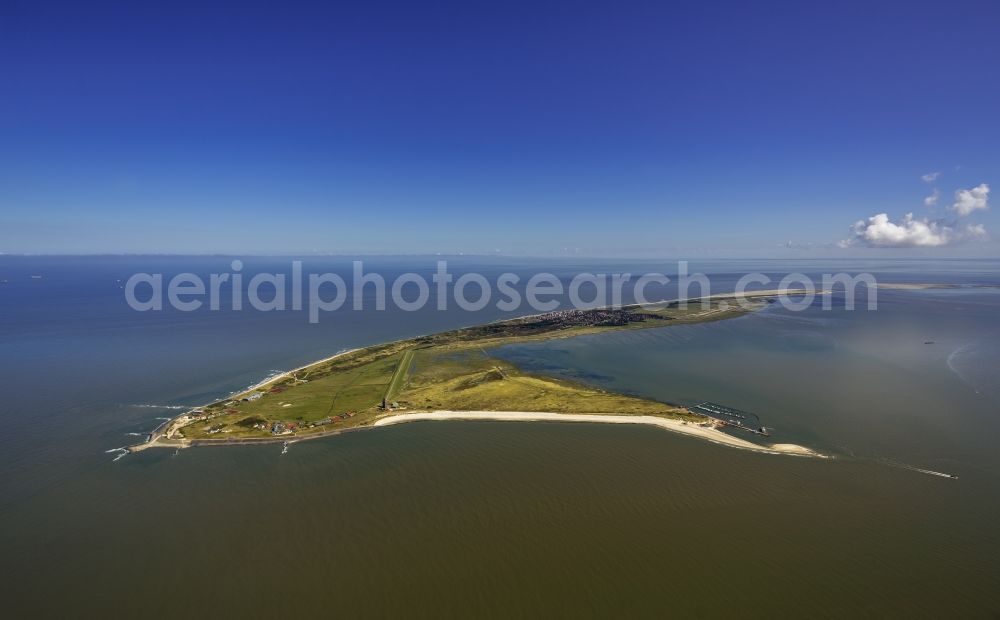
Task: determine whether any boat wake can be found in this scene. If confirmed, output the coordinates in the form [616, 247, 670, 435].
[842, 446, 959, 480]
[880, 458, 957, 479]
[946, 339, 1000, 398]
[947, 343, 979, 392]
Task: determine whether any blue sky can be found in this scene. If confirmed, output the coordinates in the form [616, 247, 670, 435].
[1, 0, 998, 256]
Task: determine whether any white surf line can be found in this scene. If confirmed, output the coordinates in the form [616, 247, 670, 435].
[236, 348, 361, 396]
[128, 404, 191, 410]
[105, 446, 130, 462]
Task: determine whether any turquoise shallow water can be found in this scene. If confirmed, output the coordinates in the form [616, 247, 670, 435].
[1, 257, 999, 616]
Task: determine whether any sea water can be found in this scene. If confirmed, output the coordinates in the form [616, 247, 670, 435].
[1, 256, 998, 616]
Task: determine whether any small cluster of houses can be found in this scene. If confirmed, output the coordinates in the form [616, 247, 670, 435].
[188, 386, 372, 438]
[270, 411, 357, 435]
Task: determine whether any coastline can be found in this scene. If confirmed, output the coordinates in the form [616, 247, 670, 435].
[241, 347, 362, 393]
[373, 411, 825, 457]
[131, 346, 364, 451]
[129, 290, 827, 456]
[134, 410, 824, 457]
[877, 282, 999, 290]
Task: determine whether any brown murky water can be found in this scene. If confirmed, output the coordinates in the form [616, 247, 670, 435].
[2, 259, 999, 617]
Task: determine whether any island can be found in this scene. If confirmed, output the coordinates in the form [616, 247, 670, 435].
[130, 291, 823, 457]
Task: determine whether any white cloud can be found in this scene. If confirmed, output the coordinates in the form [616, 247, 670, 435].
[923, 189, 940, 207]
[839, 212, 987, 248]
[921, 171, 941, 183]
[951, 183, 990, 216]
[966, 223, 986, 238]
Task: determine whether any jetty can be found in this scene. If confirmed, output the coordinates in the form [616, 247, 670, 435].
[687, 402, 770, 436]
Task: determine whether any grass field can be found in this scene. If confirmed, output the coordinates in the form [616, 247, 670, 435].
[384, 348, 415, 402]
[179, 350, 406, 439]
[403, 347, 696, 418]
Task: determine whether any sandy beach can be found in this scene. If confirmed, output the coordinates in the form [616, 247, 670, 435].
[373, 410, 824, 457]
[242, 347, 361, 393]
[134, 409, 823, 457]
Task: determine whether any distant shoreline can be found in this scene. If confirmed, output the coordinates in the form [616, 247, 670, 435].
[877, 282, 1000, 290]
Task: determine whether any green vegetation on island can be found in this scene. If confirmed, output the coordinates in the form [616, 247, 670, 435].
[140, 293, 793, 449]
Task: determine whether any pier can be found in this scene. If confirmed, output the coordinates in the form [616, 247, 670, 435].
[687, 402, 770, 436]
